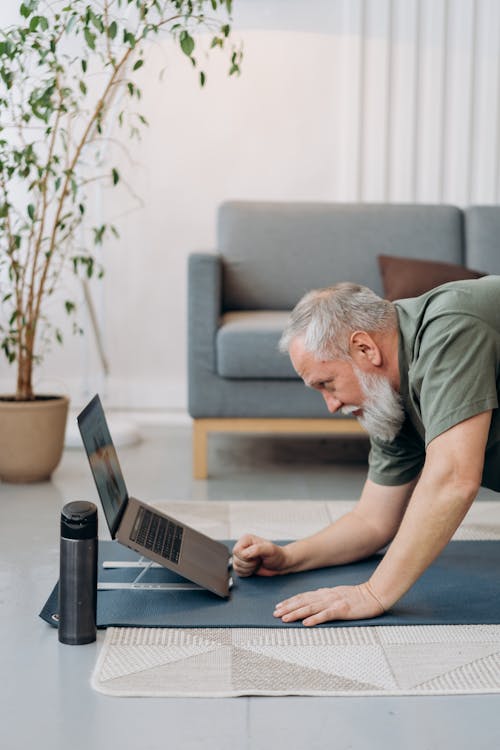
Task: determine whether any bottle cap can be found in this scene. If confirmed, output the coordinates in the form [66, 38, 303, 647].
[61, 501, 98, 540]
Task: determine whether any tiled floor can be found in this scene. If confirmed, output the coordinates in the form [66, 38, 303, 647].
[1, 418, 499, 750]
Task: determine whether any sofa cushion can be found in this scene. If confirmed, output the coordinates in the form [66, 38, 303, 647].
[218, 202, 465, 310]
[216, 311, 297, 378]
[378, 254, 486, 301]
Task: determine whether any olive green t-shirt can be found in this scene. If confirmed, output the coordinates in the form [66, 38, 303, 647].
[367, 276, 500, 491]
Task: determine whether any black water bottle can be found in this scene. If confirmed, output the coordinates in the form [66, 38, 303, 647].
[58, 501, 98, 645]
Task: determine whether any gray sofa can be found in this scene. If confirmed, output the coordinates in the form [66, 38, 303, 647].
[188, 202, 500, 478]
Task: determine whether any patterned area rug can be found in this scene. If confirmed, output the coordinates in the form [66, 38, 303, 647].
[92, 500, 500, 697]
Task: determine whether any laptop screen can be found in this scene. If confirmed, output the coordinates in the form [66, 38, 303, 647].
[77, 394, 129, 537]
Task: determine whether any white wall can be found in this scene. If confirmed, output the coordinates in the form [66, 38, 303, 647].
[1, 0, 499, 411]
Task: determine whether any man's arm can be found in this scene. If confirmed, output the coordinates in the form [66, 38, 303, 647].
[368, 410, 492, 608]
[232, 476, 416, 577]
[274, 410, 491, 625]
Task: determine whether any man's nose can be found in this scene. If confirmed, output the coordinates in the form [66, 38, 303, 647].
[322, 392, 342, 414]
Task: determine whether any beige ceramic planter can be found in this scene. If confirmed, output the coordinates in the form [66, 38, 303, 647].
[0, 395, 69, 483]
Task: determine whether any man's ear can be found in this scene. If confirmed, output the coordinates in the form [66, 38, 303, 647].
[349, 331, 382, 367]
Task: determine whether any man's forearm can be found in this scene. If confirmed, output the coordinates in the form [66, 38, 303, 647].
[281, 478, 415, 575]
[368, 477, 478, 609]
[281, 510, 393, 574]
[366, 412, 490, 611]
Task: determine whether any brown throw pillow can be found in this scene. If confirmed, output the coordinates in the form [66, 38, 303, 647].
[378, 254, 486, 301]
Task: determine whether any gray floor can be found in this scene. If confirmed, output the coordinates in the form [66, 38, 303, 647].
[1, 420, 500, 750]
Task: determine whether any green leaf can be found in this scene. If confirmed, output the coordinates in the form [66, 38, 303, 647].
[55, 329, 63, 344]
[93, 226, 106, 246]
[81, 59, 87, 73]
[1, 67, 13, 90]
[180, 31, 195, 57]
[123, 30, 136, 48]
[66, 14, 77, 34]
[64, 301, 75, 314]
[108, 21, 118, 40]
[200, 71, 206, 87]
[2, 340, 15, 363]
[89, 10, 104, 33]
[133, 59, 143, 71]
[27, 203, 35, 220]
[79, 80, 87, 95]
[84, 28, 96, 50]
[111, 168, 119, 185]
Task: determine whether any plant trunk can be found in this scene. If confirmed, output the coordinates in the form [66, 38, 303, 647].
[17, 350, 34, 401]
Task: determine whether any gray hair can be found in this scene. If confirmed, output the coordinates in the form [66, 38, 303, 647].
[279, 282, 397, 359]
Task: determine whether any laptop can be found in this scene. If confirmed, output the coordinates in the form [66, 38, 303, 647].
[77, 394, 231, 598]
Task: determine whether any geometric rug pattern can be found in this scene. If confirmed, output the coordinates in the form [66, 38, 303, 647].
[92, 499, 500, 697]
[92, 624, 500, 697]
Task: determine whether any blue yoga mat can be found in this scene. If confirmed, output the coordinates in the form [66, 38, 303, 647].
[40, 539, 500, 629]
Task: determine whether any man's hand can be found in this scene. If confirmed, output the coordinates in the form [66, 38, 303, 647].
[273, 582, 385, 627]
[232, 534, 289, 577]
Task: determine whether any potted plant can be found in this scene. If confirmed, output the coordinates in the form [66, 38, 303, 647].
[0, 0, 241, 482]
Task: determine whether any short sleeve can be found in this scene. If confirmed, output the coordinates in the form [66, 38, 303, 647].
[411, 315, 499, 446]
[367, 416, 425, 486]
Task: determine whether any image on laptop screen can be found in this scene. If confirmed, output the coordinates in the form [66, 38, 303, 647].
[77, 394, 129, 536]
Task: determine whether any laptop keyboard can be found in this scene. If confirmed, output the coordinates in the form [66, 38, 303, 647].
[130, 508, 184, 564]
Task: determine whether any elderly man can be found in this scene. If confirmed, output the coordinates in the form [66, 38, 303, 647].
[232, 276, 500, 626]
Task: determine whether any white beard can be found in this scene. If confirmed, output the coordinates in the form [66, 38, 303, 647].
[342, 367, 405, 443]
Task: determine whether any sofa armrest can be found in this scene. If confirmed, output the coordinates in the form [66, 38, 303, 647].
[464, 206, 500, 274]
[188, 253, 222, 409]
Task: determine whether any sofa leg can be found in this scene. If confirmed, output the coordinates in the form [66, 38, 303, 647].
[192, 420, 208, 480]
[191, 417, 366, 479]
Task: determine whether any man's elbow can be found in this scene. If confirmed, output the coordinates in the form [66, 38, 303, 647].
[424, 453, 482, 505]
[449, 476, 481, 504]
[418, 467, 481, 519]
[429, 472, 481, 508]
